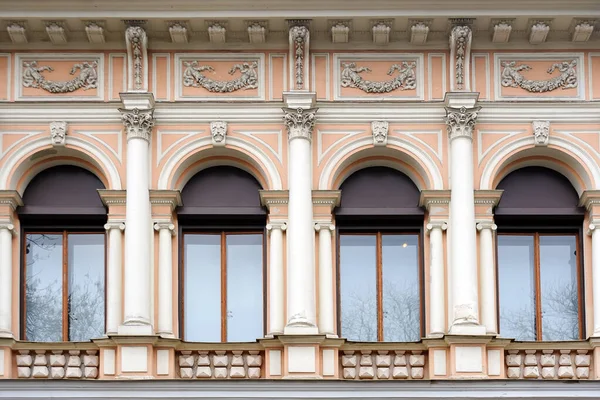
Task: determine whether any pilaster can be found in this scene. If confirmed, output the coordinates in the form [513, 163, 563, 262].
[580, 191, 600, 337]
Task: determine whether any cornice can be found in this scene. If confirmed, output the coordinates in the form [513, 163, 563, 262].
[419, 189, 451, 209]
[259, 190, 289, 210]
[474, 189, 503, 205]
[0, 190, 24, 210]
[149, 189, 182, 211]
[579, 190, 600, 210]
[312, 190, 341, 210]
[97, 189, 126, 206]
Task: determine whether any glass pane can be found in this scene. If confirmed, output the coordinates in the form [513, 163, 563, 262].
[226, 234, 263, 342]
[382, 235, 420, 342]
[25, 234, 63, 342]
[498, 235, 536, 341]
[184, 234, 221, 342]
[340, 235, 377, 341]
[68, 234, 105, 341]
[540, 235, 579, 341]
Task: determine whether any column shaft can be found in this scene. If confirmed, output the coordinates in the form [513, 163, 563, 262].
[155, 223, 174, 337]
[592, 226, 600, 335]
[316, 223, 335, 336]
[478, 222, 497, 334]
[267, 223, 285, 336]
[427, 222, 447, 336]
[0, 225, 13, 337]
[105, 222, 124, 335]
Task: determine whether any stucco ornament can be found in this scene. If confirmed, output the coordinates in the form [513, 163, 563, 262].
[450, 25, 472, 90]
[119, 108, 155, 141]
[290, 25, 308, 89]
[282, 107, 317, 141]
[501, 60, 578, 92]
[182, 61, 258, 92]
[340, 62, 416, 93]
[371, 121, 389, 147]
[126, 26, 147, 90]
[210, 121, 228, 147]
[50, 121, 68, 147]
[22, 61, 98, 93]
[445, 106, 480, 140]
[532, 120, 550, 147]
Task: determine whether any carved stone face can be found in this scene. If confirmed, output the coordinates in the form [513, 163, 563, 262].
[371, 121, 389, 146]
[210, 121, 228, 144]
[533, 121, 550, 146]
[50, 121, 67, 146]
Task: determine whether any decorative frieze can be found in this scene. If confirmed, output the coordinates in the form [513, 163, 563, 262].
[50, 121, 68, 147]
[182, 61, 259, 92]
[119, 107, 155, 141]
[341, 350, 426, 380]
[16, 350, 99, 379]
[500, 60, 578, 93]
[125, 25, 148, 91]
[178, 350, 263, 379]
[22, 60, 98, 93]
[449, 25, 472, 91]
[445, 106, 480, 141]
[532, 120, 550, 146]
[210, 121, 228, 147]
[371, 121, 388, 147]
[289, 24, 309, 90]
[340, 62, 417, 93]
[505, 349, 590, 380]
[282, 107, 317, 141]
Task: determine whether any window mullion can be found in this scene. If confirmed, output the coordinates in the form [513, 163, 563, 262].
[62, 231, 69, 342]
[221, 232, 227, 343]
[376, 232, 383, 342]
[534, 233, 543, 341]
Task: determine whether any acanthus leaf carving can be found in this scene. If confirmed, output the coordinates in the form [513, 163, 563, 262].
[290, 25, 308, 90]
[210, 121, 228, 146]
[125, 26, 147, 91]
[450, 25, 472, 91]
[22, 61, 98, 93]
[119, 108, 155, 142]
[532, 120, 550, 147]
[340, 62, 416, 93]
[50, 121, 68, 147]
[282, 107, 317, 141]
[500, 60, 578, 93]
[182, 61, 258, 92]
[445, 106, 480, 140]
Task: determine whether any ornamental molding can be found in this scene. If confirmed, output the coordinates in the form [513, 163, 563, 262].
[154, 221, 175, 234]
[119, 107, 155, 141]
[449, 25, 472, 91]
[182, 61, 258, 92]
[267, 221, 287, 231]
[314, 222, 335, 232]
[104, 221, 125, 231]
[445, 106, 480, 141]
[476, 221, 497, 231]
[340, 62, 417, 93]
[426, 221, 448, 231]
[282, 107, 317, 141]
[210, 121, 227, 146]
[289, 24, 309, 90]
[0, 190, 24, 211]
[371, 120, 388, 147]
[22, 60, 98, 93]
[500, 60, 578, 93]
[49, 121, 67, 147]
[532, 120, 550, 147]
[125, 25, 148, 91]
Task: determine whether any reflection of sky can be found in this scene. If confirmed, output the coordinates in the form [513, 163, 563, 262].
[498, 235, 578, 341]
[340, 234, 420, 342]
[184, 234, 263, 342]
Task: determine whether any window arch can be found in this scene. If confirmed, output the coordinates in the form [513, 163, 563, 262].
[19, 165, 107, 342]
[179, 166, 266, 342]
[495, 166, 584, 341]
[336, 166, 423, 342]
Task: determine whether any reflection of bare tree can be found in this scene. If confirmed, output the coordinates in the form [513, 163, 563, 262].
[342, 289, 378, 342]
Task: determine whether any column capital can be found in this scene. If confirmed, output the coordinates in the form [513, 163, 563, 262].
[314, 222, 335, 232]
[444, 104, 480, 141]
[476, 221, 497, 231]
[154, 221, 175, 235]
[104, 221, 125, 231]
[426, 221, 448, 232]
[282, 107, 318, 141]
[267, 221, 287, 231]
[0, 222, 16, 235]
[119, 107, 155, 142]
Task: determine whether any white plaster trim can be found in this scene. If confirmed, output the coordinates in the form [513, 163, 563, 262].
[75, 129, 123, 162]
[174, 52, 265, 101]
[233, 129, 283, 163]
[318, 135, 443, 190]
[479, 135, 600, 195]
[332, 52, 425, 101]
[158, 135, 282, 190]
[317, 129, 364, 166]
[0, 135, 122, 192]
[554, 130, 600, 157]
[156, 129, 203, 166]
[476, 129, 525, 164]
[311, 52, 330, 100]
[152, 53, 171, 101]
[427, 53, 446, 101]
[108, 53, 126, 101]
[0, 130, 42, 159]
[471, 52, 490, 101]
[0, 53, 11, 102]
[394, 129, 443, 161]
[14, 53, 105, 101]
[588, 52, 600, 100]
[493, 52, 585, 101]
[268, 53, 287, 101]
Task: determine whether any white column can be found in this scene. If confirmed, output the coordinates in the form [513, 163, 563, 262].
[589, 224, 600, 336]
[0, 223, 14, 337]
[119, 99, 155, 335]
[445, 93, 485, 335]
[267, 221, 286, 336]
[477, 221, 498, 334]
[315, 222, 336, 337]
[427, 221, 447, 337]
[154, 222, 175, 337]
[283, 105, 318, 334]
[104, 221, 125, 335]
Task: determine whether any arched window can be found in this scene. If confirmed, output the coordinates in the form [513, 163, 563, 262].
[179, 166, 266, 342]
[19, 165, 107, 342]
[495, 166, 584, 341]
[336, 166, 423, 342]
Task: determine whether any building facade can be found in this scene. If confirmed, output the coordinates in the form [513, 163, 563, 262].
[0, 0, 600, 398]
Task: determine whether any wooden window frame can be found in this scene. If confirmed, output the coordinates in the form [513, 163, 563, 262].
[180, 229, 265, 342]
[21, 229, 107, 342]
[336, 228, 424, 342]
[496, 230, 583, 341]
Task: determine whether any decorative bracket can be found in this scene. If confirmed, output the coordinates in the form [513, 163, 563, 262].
[169, 23, 188, 44]
[7, 23, 27, 44]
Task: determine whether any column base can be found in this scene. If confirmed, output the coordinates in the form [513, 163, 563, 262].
[448, 322, 486, 335]
[0, 330, 14, 338]
[118, 324, 154, 335]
